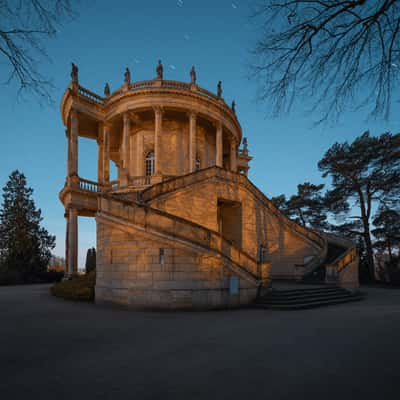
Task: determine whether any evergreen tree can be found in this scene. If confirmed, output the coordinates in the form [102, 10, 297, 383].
[271, 183, 328, 230]
[270, 194, 288, 212]
[85, 247, 96, 274]
[318, 132, 400, 281]
[0, 170, 55, 283]
[286, 182, 327, 230]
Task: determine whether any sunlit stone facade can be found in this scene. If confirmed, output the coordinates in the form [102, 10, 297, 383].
[59, 63, 358, 309]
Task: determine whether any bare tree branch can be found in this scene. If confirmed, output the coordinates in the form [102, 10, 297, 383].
[251, 0, 400, 123]
[0, 0, 75, 102]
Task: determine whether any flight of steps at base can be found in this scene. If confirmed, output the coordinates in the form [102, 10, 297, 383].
[255, 286, 364, 310]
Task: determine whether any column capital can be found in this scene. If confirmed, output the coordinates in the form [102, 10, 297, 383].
[123, 112, 131, 124]
[70, 108, 78, 119]
[186, 110, 197, 119]
[212, 119, 223, 130]
[103, 121, 113, 131]
[152, 105, 164, 115]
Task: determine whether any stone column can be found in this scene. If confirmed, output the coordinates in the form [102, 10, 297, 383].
[230, 139, 237, 172]
[121, 113, 130, 185]
[136, 133, 144, 176]
[68, 109, 78, 177]
[154, 107, 163, 175]
[67, 208, 78, 276]
[216, 121, 223, 168]
[189, 111, 197, 172]
[97, 123, 104, 184]
[65, 211, 69, 275]
[103, 123, 111, 184]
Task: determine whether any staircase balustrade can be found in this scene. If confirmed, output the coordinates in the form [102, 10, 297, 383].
[98, 195, 260, 284]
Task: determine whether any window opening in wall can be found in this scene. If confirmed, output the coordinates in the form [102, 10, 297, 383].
[159, 248, 165, 264]
[145, 150, 155, 177]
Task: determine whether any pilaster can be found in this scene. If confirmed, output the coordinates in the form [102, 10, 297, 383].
[188, 111, 197, 173]
[230, 138, 237, 172]
[154, 106, 163, 175]
[216, 121, 223, 168]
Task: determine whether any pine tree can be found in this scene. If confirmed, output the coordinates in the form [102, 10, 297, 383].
[0, 170, 55, 283]
[318, 132, 400, 281]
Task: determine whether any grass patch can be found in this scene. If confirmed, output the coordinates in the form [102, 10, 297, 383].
[50, 271, 95, 301]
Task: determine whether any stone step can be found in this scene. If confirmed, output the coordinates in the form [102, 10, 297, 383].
[254, 294, 363, 310]
[258, 292, 359, 305]
[264, 288, 349, 301]
[255, 286, 364, 310]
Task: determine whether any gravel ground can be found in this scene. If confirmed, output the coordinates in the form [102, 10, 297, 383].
[0, 284, 399, 400]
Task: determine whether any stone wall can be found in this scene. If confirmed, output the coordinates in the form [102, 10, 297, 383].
[149, 178, 319, 279]
[96, 221, 257, 309]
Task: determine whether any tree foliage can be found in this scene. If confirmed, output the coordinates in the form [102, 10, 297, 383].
[0, 170, 55, 283]
[319, 131, 400, 280]
[253, 0, 400, 121]
[271, 183, 328, 230]
[0, 0, 74, 101]
[372, 207, 400, 259]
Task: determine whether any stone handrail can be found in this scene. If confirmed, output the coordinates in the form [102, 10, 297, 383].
[128, 176, 152, 187]
[77, 85, 105, 105]
[98, 195, 260, 284]
[78, 177, 103, 193]
[141, 167, 327, 253]
[76, 80, 227, 109]
[326, 246, 357, 277]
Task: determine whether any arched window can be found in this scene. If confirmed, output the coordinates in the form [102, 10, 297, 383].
[145, 151, 155, 176]
[195, 158, 201, 171]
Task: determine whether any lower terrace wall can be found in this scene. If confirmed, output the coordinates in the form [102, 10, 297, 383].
[95, 221, 257, 309]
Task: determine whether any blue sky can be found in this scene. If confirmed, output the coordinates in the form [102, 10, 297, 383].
[0, 0, 398, 268]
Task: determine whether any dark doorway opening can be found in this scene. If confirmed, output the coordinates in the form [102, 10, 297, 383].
[218, 199, 242, 248]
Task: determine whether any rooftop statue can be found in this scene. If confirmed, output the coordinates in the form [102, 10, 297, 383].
[124, 67, 131, 85]
[156, 60, 163, 80]
[190, 66, 196, 84]
[104, 83, 110, 97]
[71, 63, 78, 84]
[231, 100, 236, 114]
[217, 81, 222, 98]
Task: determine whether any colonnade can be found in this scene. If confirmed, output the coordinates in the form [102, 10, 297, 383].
[67, 107, 238, 183]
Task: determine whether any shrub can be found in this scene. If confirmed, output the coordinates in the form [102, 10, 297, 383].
[50, 271, 95, 301]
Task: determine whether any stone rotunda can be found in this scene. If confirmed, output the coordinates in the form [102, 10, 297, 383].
[59, 62, 359, 309]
